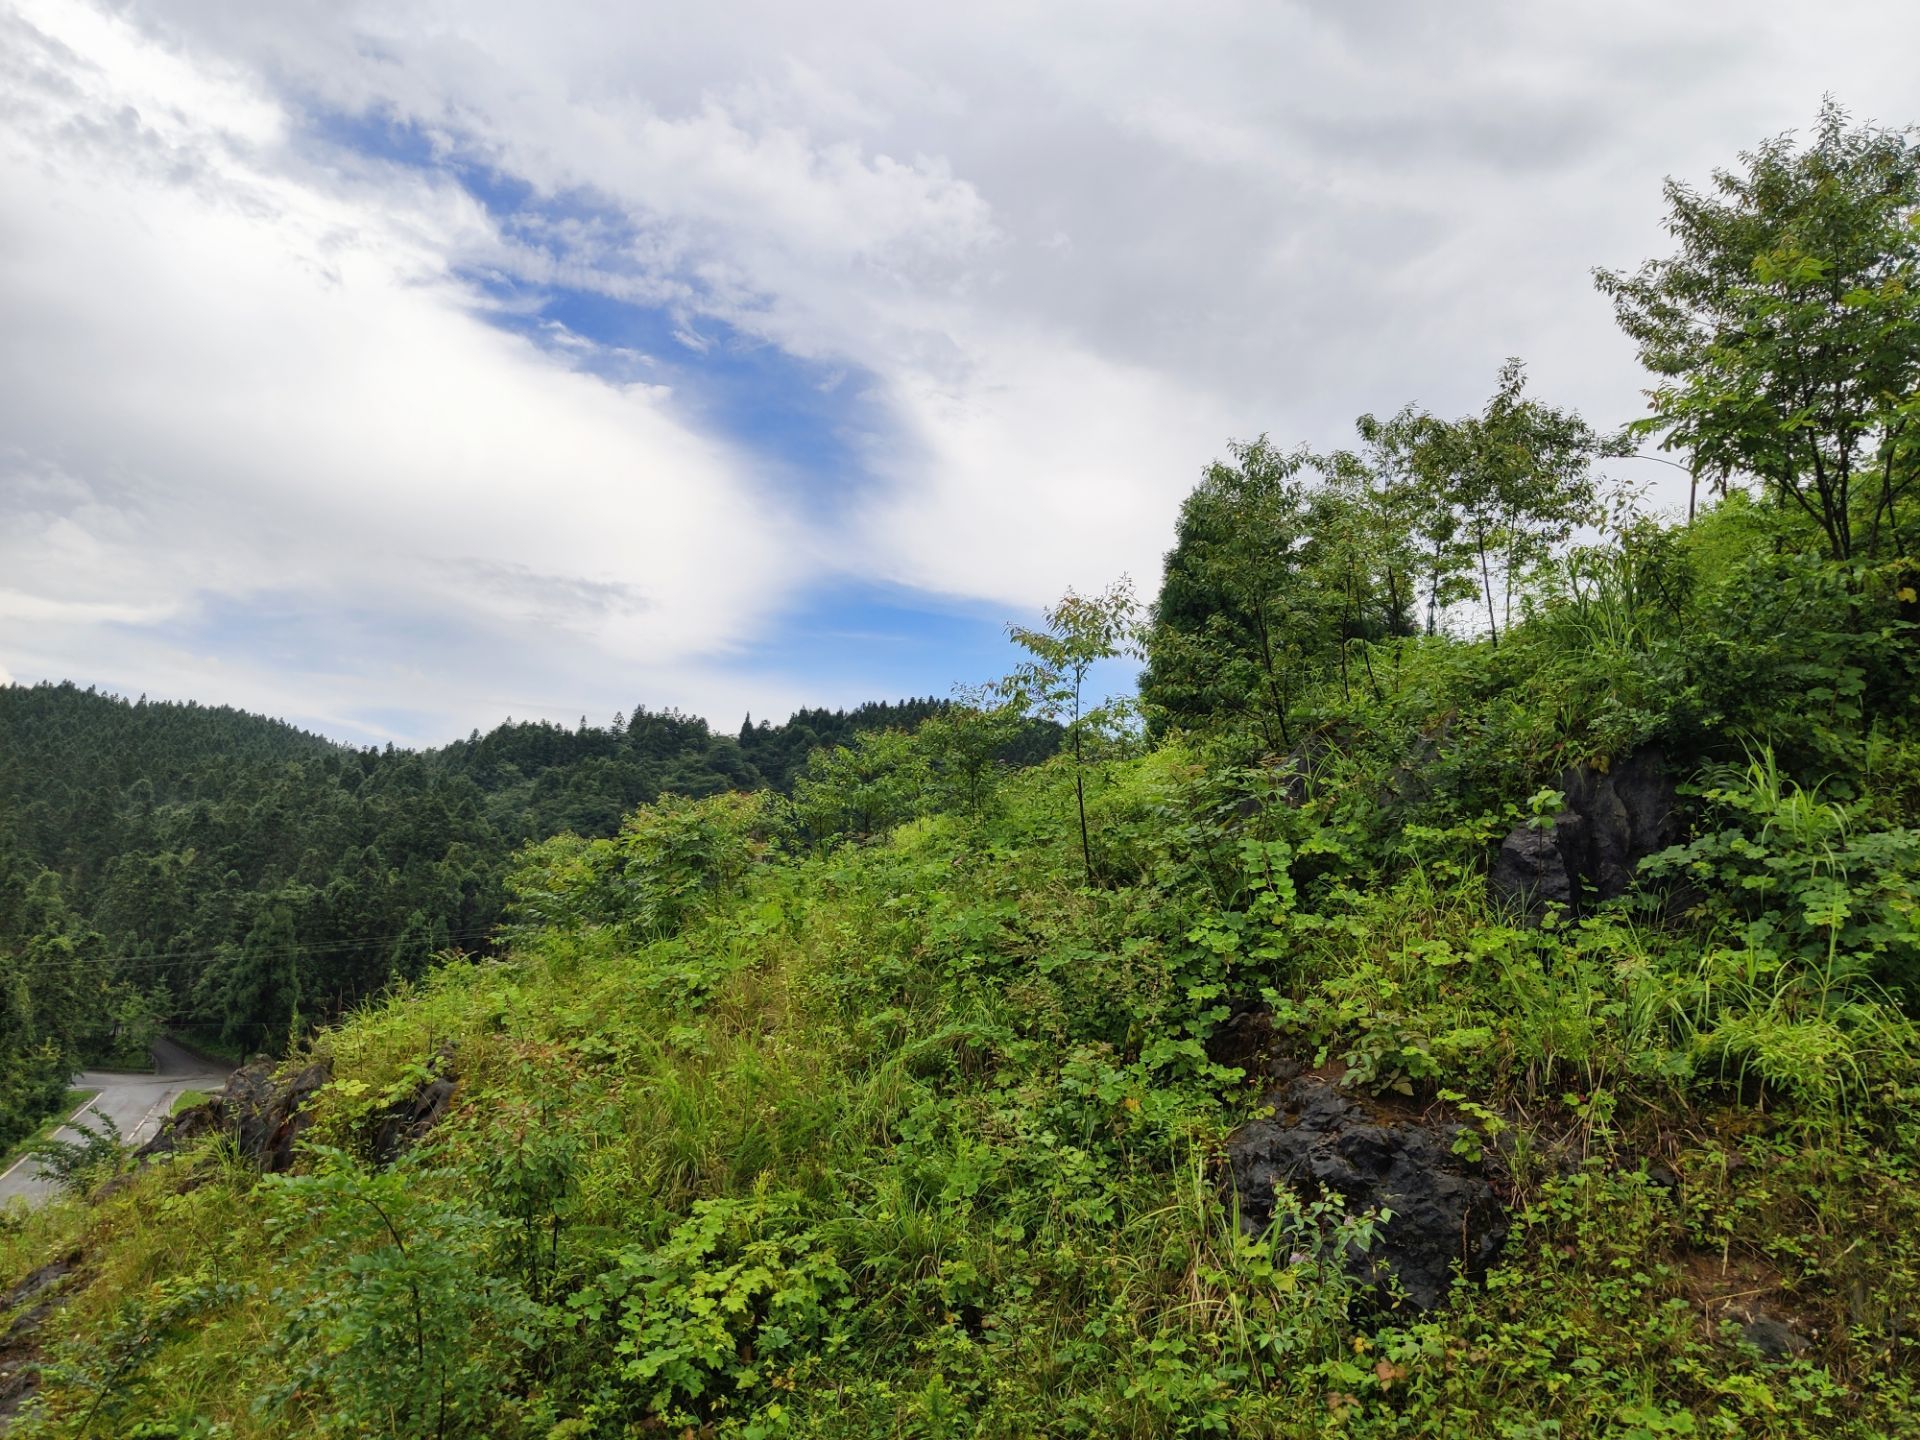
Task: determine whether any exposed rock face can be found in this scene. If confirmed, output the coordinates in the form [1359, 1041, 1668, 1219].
[1488, 748, 1679, 918]
[1740, 1317, 1810, 1359]
[1204, 1000, 1306, 1086]
[1557, 750, 1680, 902]
[135, 1057, 331, 1173]
[1227, 1076, 1507, 1312]
[137, 1053, 459, 1173]
[0, 1253, 84, 1422]
[133, 1097, 223, 1162]
[1486, 826, 1574, 913]
[367, 1056, 459, 1165]
[226, 1058, 332, 1172]
[1382, 725, 1448, 817]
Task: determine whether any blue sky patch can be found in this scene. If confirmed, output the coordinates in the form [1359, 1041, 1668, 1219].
[307, 103, 894, 521]
[720, 578, 1141, 721]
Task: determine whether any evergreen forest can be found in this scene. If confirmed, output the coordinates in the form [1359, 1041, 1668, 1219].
[0, 686, 1034, 1146]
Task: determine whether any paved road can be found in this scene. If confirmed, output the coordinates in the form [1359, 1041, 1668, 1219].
[0, 1037, 234, 1205]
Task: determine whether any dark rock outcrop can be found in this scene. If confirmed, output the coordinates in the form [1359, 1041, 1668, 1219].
[134, 1056, 332, 1174]
[0, 1253, 84, 1422]
[1487, 826, 1573, 913]
[1740, 1316, 1810, 1360]
[1556, 750, 1680, 902]
[1488, 748, 1679, 918]
[367, 1055, 459, 1164]
[226, 1058, 332, 1172]
[1205, 1000, 1305, 1086]
[1382, 723, 1449, 817]
[1228, 1075, 1507, 1312]
[137, 1052, 460, 1173]
[132, 1096, 223, 1162]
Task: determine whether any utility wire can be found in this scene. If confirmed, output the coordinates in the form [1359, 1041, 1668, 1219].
[18, 928, 501, 978]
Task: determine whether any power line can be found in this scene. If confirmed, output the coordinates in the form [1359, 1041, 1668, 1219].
[31, 922, 496, 968]
[16, 928, 501, 978]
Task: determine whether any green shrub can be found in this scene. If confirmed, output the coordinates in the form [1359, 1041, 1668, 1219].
[257, 1149, 546, 1438]
[567, 1189, 851, 1426]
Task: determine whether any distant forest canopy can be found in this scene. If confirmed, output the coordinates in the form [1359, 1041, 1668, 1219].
[0, 682, 1057, 1133]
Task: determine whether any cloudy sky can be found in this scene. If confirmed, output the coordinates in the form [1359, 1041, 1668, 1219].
[2, 0, 1914, 746]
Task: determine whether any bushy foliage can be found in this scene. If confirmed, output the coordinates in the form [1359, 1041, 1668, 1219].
[503, 790, 783, 942]
[257, 1149, 546, 1438]
[1643, 749, 1920, 999]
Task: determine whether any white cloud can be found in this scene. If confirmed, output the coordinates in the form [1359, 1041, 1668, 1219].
[141, 0, 1920, 529]
[6, 0, 1920, 739]
[861, 331, 1235, 604]
[0, 0, 805, 740]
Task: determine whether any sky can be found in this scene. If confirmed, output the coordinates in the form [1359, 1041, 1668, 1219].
[3, 0, 1916, 747]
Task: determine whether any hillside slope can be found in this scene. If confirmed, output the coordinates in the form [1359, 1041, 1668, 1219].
[3, 489, 1918, 1436]
[7, 103, 1919, 1434]
[0, 685, 1009, 1108]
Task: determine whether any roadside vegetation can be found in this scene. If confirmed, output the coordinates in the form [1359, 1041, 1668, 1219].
[0, 102, 1916, 1438]
[0, 1093, 98, 1180]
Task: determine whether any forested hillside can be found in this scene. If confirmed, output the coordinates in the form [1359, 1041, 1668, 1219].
[0, 685, 1042, 1150]
[2, 103, 1918, 1438]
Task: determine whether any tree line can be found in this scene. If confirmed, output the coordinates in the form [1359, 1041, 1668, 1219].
[1143, 99, 1918, 752]
[0, 683, 1053, 1148]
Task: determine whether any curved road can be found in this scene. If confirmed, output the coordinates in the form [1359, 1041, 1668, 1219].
[0, 1038, 233, 1205]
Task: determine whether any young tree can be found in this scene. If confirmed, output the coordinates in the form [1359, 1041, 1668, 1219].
[1315, 439, 1423, 641]
[1300, 449, 1426, 702]
[1353, 405, 1482, 636]
[792, 729, 925, 842]
[1141, 439, 1330, 746]
[1006, 579, 1139, 885]
[918, 685, 1024, 817]
[1596, 100, 1920, 560]
[1371, 362, 1616, 646]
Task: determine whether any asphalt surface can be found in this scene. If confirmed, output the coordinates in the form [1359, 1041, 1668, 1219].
[0, 1037, 234, 1205]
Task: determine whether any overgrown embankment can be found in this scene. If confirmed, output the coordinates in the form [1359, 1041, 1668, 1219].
[3, 507, 1919, 1434]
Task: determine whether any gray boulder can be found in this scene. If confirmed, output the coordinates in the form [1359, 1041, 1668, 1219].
[1740, 1316, 1810, 1360]
[137, 1051, 460, 1174]
[1227, 1076, 1507, 1312]
[1487, 825, 1574, 913]
[134, 1056, 332, 1173]
[1489, 748, 1679, 918]
[226, 1057, 332, 1172]
[367, 1054, 459, 1164]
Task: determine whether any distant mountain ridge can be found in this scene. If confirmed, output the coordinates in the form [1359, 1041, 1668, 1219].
[0, 681, 1048, 1110]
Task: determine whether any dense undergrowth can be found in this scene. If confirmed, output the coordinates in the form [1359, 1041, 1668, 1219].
[3, 491, 1919, 1437]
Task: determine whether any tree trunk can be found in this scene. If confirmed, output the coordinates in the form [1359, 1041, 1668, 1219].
[1253, 607, 1293, 749]
[1074, 767, 1092, 886]
[1348, 556, 1383, 702]
[1071, 707, 1092, 886]
[1476, 523, 1500, 648]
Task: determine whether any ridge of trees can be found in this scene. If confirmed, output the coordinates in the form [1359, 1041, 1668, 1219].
[0, 683, 1054, 1147]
